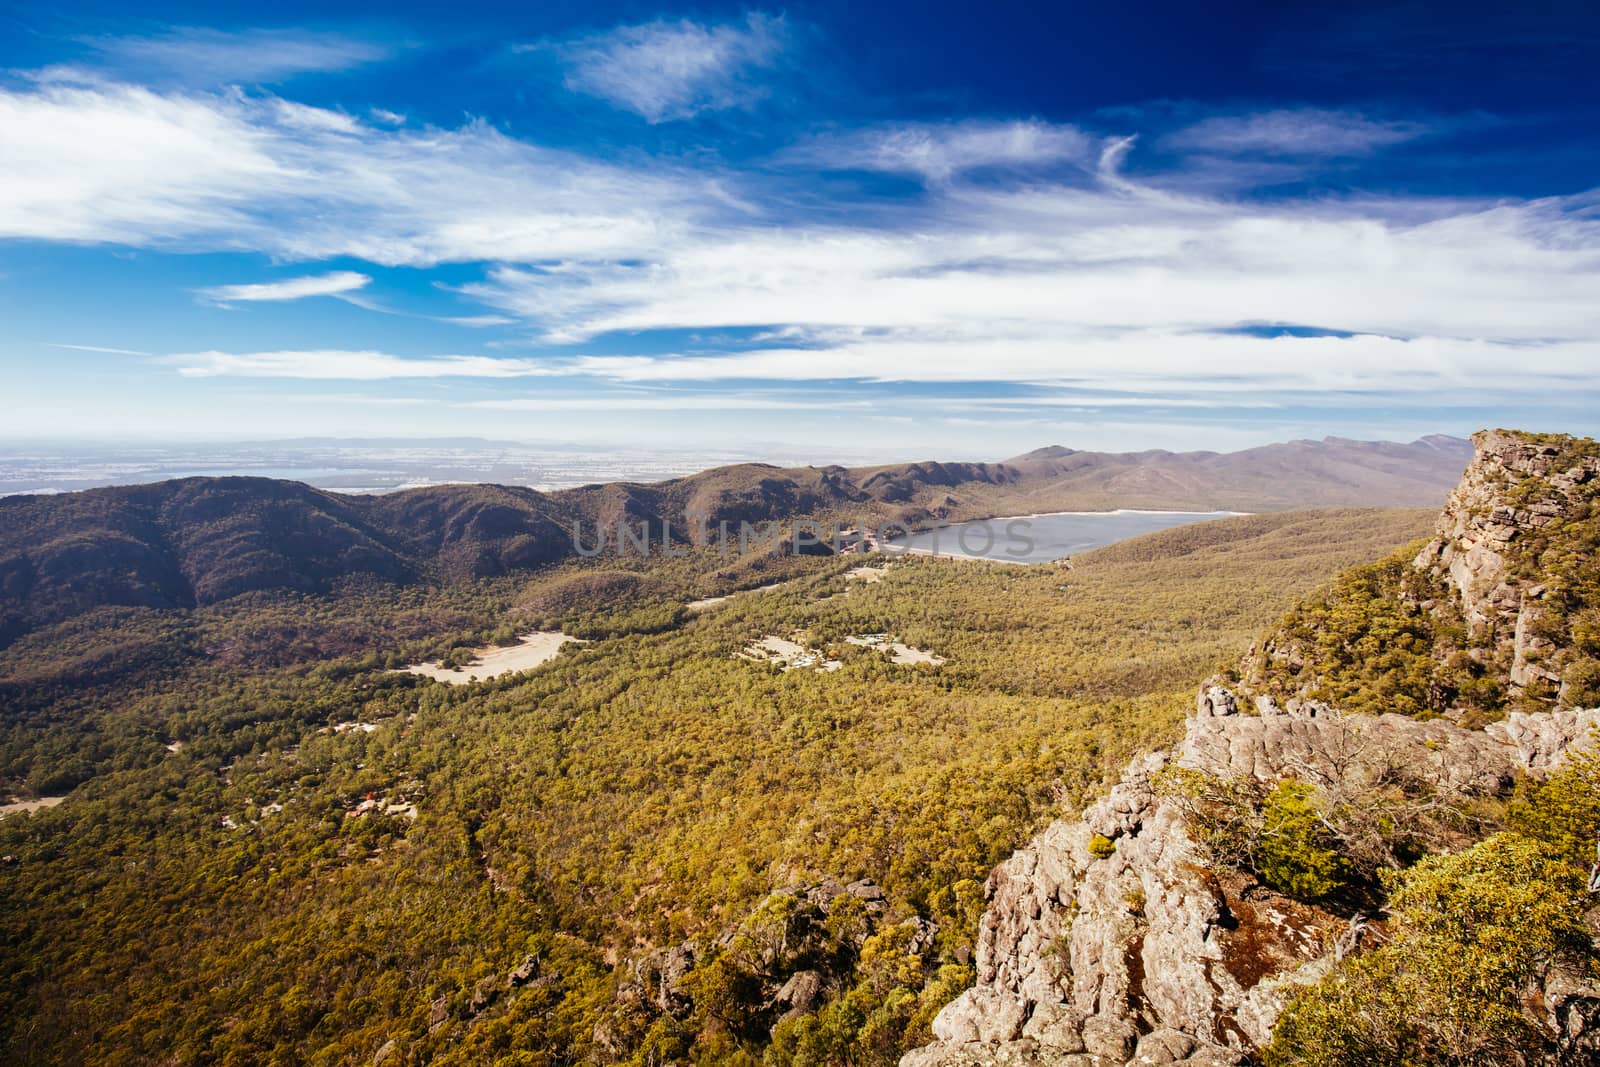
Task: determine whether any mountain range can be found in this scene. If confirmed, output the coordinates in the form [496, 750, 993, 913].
[0, 435, 1472, 644]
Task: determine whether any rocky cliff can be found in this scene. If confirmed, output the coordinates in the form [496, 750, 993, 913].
[1238, 429, 1600, 721]
[903, 691, 1600, 1067]
[1411, 429, 1600, 705]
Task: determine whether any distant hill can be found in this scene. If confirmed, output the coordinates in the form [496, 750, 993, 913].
[0, 434, 1472, 643]
[993, 433, 1472, 512]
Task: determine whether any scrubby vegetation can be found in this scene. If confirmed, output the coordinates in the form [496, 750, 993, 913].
[1268, 748, 1600, 1066]
[1242, 547, 1479, 719]
[0, 507, 1432, 1065]
[1159, 771, 1351, 900]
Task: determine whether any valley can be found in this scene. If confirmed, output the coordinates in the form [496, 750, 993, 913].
[7, 430, 1598, 1066]
[0, 492, 1435, 1066]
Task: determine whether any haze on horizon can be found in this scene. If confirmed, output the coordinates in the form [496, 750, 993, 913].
[4, 1, 1600, 457]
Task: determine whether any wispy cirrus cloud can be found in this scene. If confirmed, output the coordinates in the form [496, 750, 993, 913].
[465, 394, 864, 412]
[786, 120, 1096, 182]
[7, 74, 1600, 411]
[1164, 108, 1428, 157]
[163, 350, 560, 379]
[197, 270, 371, 304]
[48, 342, 152, 355]
[535, 335, 1600, 398]
[550, 13, 787, 122]
[462, 182, 1600, 352]
[76, 26, 391, 85]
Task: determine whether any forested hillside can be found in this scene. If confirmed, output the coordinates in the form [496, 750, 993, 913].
[0, 436, 1468, 647]
[0, 507, 1432, 1066]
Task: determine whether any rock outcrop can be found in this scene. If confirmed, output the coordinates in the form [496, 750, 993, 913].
[1414, 435, 1600, 700]
[1412, 429, 1600, 703]
[1228, 429, 1600, 727]
[903, 691, 1600, 1067]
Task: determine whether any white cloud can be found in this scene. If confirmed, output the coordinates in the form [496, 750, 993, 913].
[78, 27, 389, 85]
[0, 78, 707, 261]
[4, 77, 1600, 411]
[439, 314, 518, 328]
[48, 342, 151, 355]
[788, 120, 1096, 182]
[198, 270, 371, 303]
[553, 13, 786, 122]
[1164, 109, 1426, 157]
[164, 350, 562, 379]
[462, 185, 1600, 353]
[465, 395, 861, 411]
[544, 333, 1600, 398]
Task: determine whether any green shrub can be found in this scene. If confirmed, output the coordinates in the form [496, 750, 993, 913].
[1087, 833, 1117, 859]
[1268, 832, 1594, 1066]
[1256, 780, 1346, 899]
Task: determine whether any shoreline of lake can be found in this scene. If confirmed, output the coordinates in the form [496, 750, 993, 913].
[885, 509, 1246, 563]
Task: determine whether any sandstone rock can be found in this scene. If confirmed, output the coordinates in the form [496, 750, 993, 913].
[427, 994, 449, 1035]
[847, 878, 889, 911]
[469, 974, 499, 1014]
[1131, 1028, 1195, 1064]
[773, 969, 825, 1020]
[655, 944, 697, 1016]
[1081, 1015, 1136, 1060]
[1415, 429, 1600, 705]
[905, 915, 942, 955]
[903, 692, 1600, 1067]
[900, 1039, 1099, 1066]
[932, 986, 1029, 1044]
[1020, 1001, 1085, 1051]
[1489, 708, 1600, 774]
[1543, 961, 1600, 1063]
[372, 1037, 399, 1065]
[1194, 687, 1236, 719]
[510, 953, 540, 986]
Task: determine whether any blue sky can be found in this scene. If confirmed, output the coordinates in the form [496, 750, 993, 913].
[4, 1, 1600, 458]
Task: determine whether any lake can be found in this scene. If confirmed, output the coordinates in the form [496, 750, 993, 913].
[884, 509, 1242, 563]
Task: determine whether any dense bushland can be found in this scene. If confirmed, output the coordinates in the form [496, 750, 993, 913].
[0, 508, 1432, 1065]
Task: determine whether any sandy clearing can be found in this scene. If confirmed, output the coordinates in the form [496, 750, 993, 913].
[0, 796, 65, 819]
[402, 631, 581, 684]
[751, 635, 807, 659]
[844, 635, 945, 665]
[886, 643, 943, 665]
[844, 565, 889, 583]
[893, 546, 1031, 564]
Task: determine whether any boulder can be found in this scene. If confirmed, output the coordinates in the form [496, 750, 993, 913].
[469, 974, 499, 1014]
[510, 953, 540, 986]
[427, 994, 450, 1035]
[773, 970, 826, 1020]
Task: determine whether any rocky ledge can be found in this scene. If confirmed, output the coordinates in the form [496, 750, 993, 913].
[902, 689, 1600, 1067]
